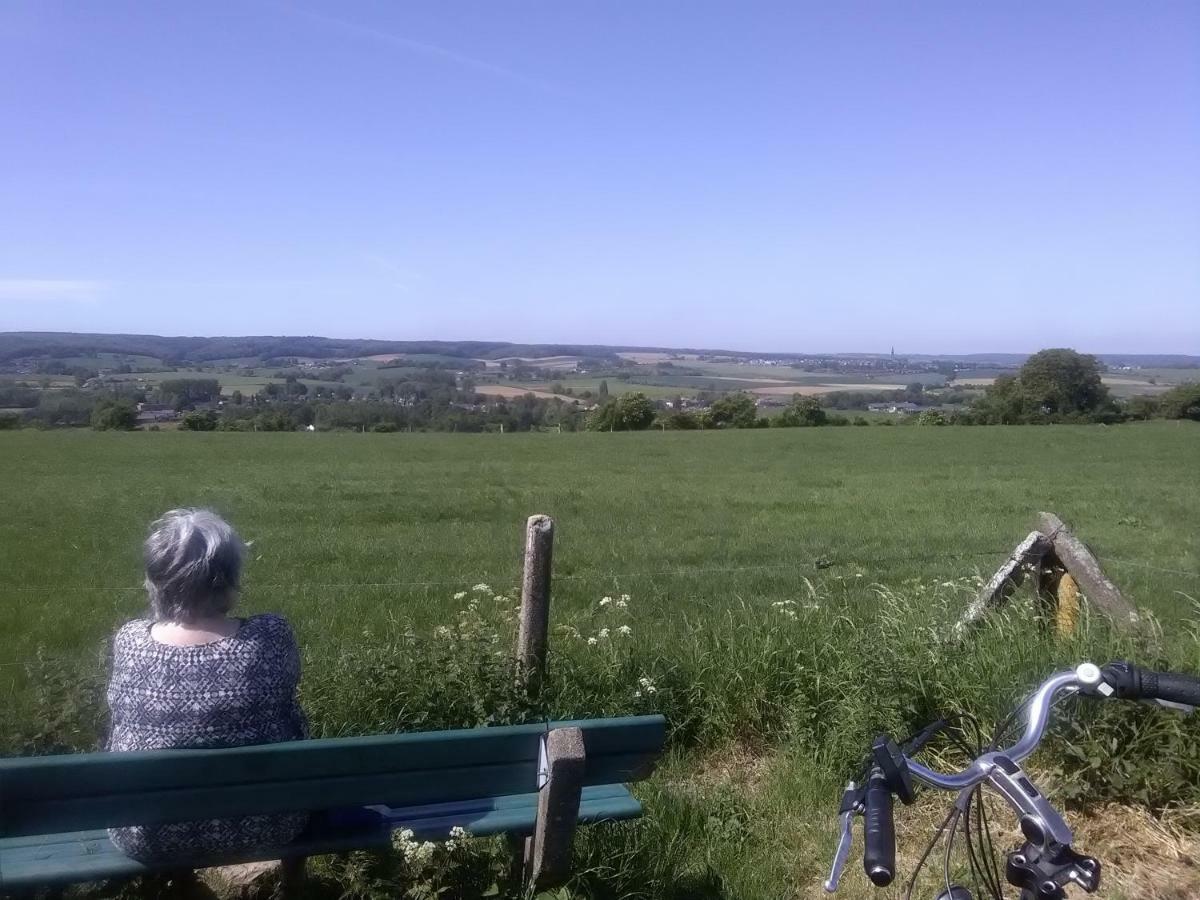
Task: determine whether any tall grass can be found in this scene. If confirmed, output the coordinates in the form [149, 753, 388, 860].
[9, 580, 1199, 898]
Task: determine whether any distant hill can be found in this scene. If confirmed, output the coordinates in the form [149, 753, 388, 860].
[1, 332, 1196, 369]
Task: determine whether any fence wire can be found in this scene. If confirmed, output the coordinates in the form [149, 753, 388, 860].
[2, 547, 1196, 687]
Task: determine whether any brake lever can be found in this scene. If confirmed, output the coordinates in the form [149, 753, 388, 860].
[1151, 698, 1195, 715]
[824, 781, 864, 892]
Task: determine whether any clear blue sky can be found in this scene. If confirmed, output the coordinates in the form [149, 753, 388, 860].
[2, 1, 1197, 354]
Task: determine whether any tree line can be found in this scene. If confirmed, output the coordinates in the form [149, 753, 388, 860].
[3, 349, 1197, 433]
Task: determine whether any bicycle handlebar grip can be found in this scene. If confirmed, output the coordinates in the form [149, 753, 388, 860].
[1141, 670, 1200, 707]
[1103, 661, 1200, 706]
[862, 769, 896, 887]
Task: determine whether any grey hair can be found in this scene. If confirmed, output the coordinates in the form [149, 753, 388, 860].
[143, 509, 245, 622]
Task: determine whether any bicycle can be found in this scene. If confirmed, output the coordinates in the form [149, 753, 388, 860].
[823, 661, 1200, 900]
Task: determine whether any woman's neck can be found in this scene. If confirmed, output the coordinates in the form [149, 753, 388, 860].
[150, 615, 241, 646]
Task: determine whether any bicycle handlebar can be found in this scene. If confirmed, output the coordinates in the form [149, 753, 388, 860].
[907, 665, 1097, 792]
[825, 660, 1200, 895]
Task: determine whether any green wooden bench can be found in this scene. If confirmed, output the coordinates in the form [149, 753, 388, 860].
[0, 715, 666, 893]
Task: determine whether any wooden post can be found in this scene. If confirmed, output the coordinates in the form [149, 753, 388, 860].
[517, 514, 554, 695]
[1036, 512, 1137, 625]
[955, 531, 1052, 635]
[1034, 550, 1065, 622]
[1056, 573, 1081, 637]
[527, 727, 586, 890]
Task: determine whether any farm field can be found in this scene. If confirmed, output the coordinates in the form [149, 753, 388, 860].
[472, 383, 583, 402]
[519, 378, 695, 400]
[683, 362, 950, 386]
[953, 373, 1190, 397]
[750, 382, 909, 396]
[103, 368, 287, 394]
[3, 421, 1196, 667]
[1, 423, 1198, 898]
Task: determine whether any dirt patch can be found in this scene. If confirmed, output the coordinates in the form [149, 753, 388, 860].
[1075, 804, 1200, 899]
[618, 352, 699, 363]
[679, 741, 775, 796]
[475, 356, 581, 370]
[952, 377, 997, 386]
[808, 791, 1200, 899]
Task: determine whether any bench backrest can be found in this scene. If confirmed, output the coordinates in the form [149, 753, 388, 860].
[0, 715, 665, 839]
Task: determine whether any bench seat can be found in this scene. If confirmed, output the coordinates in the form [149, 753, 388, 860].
[0, 783, 641, 889]
[0, 716, 666, 891]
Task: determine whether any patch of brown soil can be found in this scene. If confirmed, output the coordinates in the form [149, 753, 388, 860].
[810, 795, 1200, 899]
[1075, 804, 1200, 900]
[682, 740, 775, 796]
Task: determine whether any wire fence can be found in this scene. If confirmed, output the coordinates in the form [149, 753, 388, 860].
[0, 546, 1037, 594]
[2, 545, 1196, 684]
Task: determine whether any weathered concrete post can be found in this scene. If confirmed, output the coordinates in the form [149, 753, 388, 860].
[528, 727, 586, 889]
[955, 531, 1052, 635]
[517, 514, 554, 695]
[1036, 512, 1137, 624]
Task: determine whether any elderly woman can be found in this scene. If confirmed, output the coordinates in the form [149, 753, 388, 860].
[106, 509, 308, 861]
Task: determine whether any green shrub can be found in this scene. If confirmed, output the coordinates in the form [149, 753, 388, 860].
[179, 410, 219, 431]
[1157, 382, 1200, 421]
[90, 400, 137, 431]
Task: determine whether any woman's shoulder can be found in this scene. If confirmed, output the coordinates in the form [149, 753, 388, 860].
[113, 618, 151, 648]
[243, 613, 298, 643]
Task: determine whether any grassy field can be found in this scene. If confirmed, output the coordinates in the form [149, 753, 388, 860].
[1, 424, 1198, 898]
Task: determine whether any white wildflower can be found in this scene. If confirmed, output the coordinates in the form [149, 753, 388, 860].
[855, 573, 864, 578]
[616, 599, 628, 609]
[587, 637, 598, 646]
[410, 841, 436, 864]
[599, 596, 612, 607]
[633, 689, 642, 699]
[445, 827, 467, 851]
[391, 827, 419, 855]
[617, 625, 632, 636]
[453, 591, 466, 600]
[433, 626, 451, 639]
[620, 593, 631, 603]
[472, 583, 491, 593]
[597, 627, 610, 639]
[637, 676, 657, 694]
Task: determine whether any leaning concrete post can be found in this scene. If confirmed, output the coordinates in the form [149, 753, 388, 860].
[517, 514, 554, 695]
[1036, 512, 1137, 625]
[528, 726, 585, 889]
[955, 531, 1052, 636]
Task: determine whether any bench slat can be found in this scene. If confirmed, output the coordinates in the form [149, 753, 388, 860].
[0, 785, 643, 889]
[3, 751, 659, 838]
[0, 785, 640, 851]
[1, 716, 666, 802]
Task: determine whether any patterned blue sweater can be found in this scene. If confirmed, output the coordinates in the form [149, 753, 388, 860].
[106, 613, 309, 861]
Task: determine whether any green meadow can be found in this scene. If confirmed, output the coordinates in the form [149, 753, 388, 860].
[1, 423, 1198, 898]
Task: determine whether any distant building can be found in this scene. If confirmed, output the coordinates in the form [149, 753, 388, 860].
[136, 408, 179, 424]
[867, 401, 923, 414]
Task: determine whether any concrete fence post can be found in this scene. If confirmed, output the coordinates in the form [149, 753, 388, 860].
[517, 514, 554, 695]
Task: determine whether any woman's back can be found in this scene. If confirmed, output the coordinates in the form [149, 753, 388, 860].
[108, 613, 307, 752]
